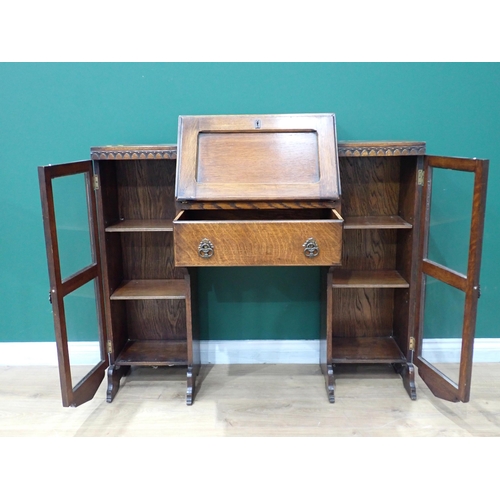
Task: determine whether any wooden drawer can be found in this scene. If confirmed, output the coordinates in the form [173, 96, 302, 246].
[173, 209, 343, 266]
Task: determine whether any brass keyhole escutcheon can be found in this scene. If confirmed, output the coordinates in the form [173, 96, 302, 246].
[198, 238, 214, 258]
[303, 238, 319, 258]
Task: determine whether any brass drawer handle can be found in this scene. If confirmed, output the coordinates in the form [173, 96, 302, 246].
[198, 238, 214, 258]
[303, 238, 319, 258]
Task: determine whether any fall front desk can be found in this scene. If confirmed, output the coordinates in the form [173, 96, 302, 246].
[38, 114, 488, 407]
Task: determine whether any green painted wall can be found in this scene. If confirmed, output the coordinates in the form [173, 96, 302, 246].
[1, 63, 498, 343]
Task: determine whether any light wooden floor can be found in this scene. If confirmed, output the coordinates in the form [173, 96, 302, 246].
[1, 363, 500, 437]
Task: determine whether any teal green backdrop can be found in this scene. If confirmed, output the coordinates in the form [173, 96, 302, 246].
[1, 63, 498, 343]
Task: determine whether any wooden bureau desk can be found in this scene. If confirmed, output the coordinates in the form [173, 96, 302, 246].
[38, 113, 488, 407]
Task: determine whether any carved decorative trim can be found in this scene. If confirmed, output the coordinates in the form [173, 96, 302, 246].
[338, 142, 426, 157]
[90, 146, 177, 160]
[90, 142, 427, 159]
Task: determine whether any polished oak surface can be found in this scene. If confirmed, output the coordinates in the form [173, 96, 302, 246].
[174, 209, 343, 267]
[176, 114, 340, 201]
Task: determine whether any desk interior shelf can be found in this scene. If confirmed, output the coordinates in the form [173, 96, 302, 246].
[114, 340, 188, 366]
[331, 337, 406, 364]
[110, 280, 187, 300]
[331, 270, 409, 288]
[343, 215, 412, 229]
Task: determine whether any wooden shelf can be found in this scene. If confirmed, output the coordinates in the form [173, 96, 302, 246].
[110, 280, 187, 300]
[115, 340, 188, 366]
[344, 215, 412, 229]
[331, 270, 409, 288]
[105, 219, 174, 232]
[331, 336, 406, 364]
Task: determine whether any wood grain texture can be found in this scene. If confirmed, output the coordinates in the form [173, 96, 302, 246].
[344, 215, 412, 229]
[174, 211, 343, 267]
[331, 288, 396, 338]
[120, 232, 184, 281]
[176, 114, 340, 201]
[125, 299, 188, 341]
[331, 337, 406, 363]
[114, 340, 188, 366]
[341, 229, 397, 270]
[178, 200, 341, 210]
[110, 279, 188, 300]
[331, 270, 409, 288]
[339, 156, 401, 217]
[116, 159, 177, 221]
[197, 132, 320, 183]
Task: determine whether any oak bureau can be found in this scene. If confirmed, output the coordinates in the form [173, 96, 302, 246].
[39, 113, 488, 406]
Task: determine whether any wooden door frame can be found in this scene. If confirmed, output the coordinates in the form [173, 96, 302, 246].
[415, 155, 488, 402]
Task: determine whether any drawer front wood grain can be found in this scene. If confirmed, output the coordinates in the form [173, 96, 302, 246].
[174, 211, 343, 267]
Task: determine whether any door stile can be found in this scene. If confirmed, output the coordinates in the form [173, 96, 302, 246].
[38, 160, 108, 407]
[415, 155, 489, 402]
[457, 158, 489, 401]
[39, 168, 73, 406]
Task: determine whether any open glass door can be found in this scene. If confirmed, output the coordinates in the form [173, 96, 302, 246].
[415, 155, 488, 402]
[39, 160, 108, 407]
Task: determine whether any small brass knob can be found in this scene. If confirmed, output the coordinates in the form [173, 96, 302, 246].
[198, 238, 214, 258]
[303, 238, 319, 258]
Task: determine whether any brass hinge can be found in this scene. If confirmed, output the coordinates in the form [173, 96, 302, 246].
[106, 340, 113, 354]
[409, 337, 416, 351]
[93, 175, 99, 190]
[417, 170, 425, 186]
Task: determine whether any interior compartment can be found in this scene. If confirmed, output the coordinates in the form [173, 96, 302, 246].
[330, 155, 418, 361]
[97, 158, 190, 366]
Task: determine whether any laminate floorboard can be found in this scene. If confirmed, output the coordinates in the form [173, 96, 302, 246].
[1, 363, 500, 437]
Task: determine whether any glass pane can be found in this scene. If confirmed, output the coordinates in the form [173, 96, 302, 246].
[52, 173, 93, 280]
[427, 167, 474, 275]
[63, 279, 102, 388]
[421, 276, 465, 385]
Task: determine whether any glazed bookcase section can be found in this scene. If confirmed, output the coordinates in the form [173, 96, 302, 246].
[93, 147, 192, 369]
[328, 143, 423, 366]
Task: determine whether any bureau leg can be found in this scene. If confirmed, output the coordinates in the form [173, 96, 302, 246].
[322, 363, 335, 403]
[186, 364, 200, 405]
[106, 364, 128, 403]
[393, 362, 417, 401]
